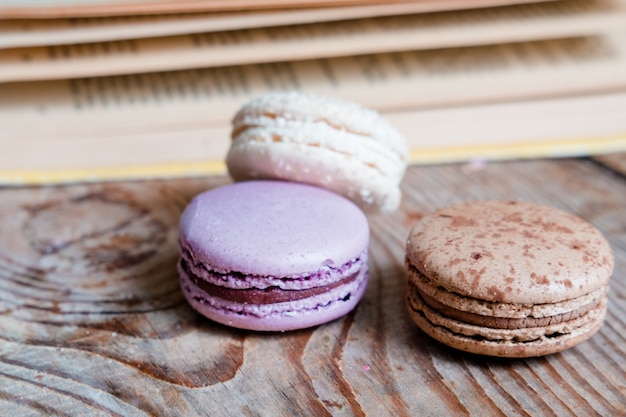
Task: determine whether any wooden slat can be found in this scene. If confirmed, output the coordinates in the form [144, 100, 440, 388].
[0, 157, 624, 415]
[593, 151, 626, 176]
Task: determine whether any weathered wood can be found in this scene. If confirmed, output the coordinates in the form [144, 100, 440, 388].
[0, 158, 624, 416]
[594, 152, 626, 176]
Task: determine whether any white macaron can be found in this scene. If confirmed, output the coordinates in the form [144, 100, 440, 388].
[226, 91, 409, 212]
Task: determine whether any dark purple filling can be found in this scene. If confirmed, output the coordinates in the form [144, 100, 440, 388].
[180, 259, 361, 304]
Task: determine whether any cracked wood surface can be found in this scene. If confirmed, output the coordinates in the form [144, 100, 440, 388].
[0, 155, 625, 416]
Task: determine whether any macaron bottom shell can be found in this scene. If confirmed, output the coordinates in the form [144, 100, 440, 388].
[179, 262, 369, 332]
[406, 283, 608, 358]
[226, 137, 401, 212]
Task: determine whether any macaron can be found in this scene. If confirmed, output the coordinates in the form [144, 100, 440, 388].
[405, 200, 614, 358]
[178, 180, 370, 331]
[225, 91, 409, 212]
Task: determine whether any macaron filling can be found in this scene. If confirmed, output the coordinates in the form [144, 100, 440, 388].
[407, 264, 607, 330]
[179, 257, 363, 305]
[178, 241, 369, 322]
[415, 285, 603, 330]
[407, 282, 606, 344]
[179, 256, 369, 328]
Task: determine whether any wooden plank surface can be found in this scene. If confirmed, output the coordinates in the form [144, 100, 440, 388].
[594, 152, 626, 176]
[0, 156, 624, 416]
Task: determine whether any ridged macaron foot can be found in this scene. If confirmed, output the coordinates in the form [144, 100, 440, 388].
[405, 200, 613, 357]
[226, 91, 409, 213]
[178, 180, 370, 331]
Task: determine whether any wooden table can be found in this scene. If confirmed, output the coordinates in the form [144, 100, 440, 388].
[1, 155, 624, 416]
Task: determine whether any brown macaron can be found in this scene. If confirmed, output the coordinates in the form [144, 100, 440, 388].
[405, 200, 614, 358]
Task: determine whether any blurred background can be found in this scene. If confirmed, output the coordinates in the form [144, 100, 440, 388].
[1, 0, 626, 184]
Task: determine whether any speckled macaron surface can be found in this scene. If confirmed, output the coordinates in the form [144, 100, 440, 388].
[178, 180, 370, 331]
[226, 91, 409, 212]
[405, 200, 614, 357]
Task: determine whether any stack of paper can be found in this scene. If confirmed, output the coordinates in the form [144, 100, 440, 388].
[1, 0, 625, 184]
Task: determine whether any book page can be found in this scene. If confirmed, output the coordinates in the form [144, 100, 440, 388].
[0, 0, 623, 83]
[391, 93, 626, 164]
[2, 33, 626, 183]
[0, 0, 553, 49]
[0, 0, 549, 18]
[2, 92, 625, 184]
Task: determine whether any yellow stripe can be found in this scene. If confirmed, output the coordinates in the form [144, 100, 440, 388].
[1, 135, 625, 186]
[0, 161, 227, 186]
[409, 135, 626, 164]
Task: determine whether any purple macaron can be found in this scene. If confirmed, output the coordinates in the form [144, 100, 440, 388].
[177, 180, 369, 331]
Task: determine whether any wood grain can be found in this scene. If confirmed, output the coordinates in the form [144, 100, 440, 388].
[0, 157, 624, 416]
[594, 152, 626, 177]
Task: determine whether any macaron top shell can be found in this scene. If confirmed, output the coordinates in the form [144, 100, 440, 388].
[406, 200, 614, 304]
[180, 181, 369, 276]
[232, 91, 409, 163]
